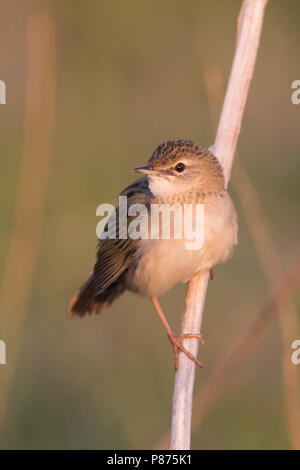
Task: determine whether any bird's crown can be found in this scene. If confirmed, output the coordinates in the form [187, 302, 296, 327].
[148, 139, 207, 168]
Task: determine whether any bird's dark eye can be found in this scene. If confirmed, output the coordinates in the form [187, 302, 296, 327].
[175, 162, 185, 173]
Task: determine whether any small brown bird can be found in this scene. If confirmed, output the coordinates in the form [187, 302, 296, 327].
[68, 140, 238, 369]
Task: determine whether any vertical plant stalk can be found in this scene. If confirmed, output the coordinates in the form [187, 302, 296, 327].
[204, 63, 300, 449]
[157, 258, 300, 450]
[0, 8, 56, 428]
[170, 0, 268, 450]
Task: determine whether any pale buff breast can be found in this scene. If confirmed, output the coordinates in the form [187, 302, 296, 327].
[124, 191, 238, 298]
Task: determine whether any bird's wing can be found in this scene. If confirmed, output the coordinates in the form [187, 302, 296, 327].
[93, 176, 151, 294]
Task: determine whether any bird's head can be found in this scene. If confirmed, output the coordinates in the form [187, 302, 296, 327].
[133, 140, 224, 199]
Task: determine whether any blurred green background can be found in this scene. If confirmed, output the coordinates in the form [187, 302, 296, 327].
[0, 0, 300, 450]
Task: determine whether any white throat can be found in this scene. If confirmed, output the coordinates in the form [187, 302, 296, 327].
[148, 175, 175, 198]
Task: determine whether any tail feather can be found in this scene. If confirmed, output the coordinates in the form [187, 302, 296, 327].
[68, 277, 125, 318]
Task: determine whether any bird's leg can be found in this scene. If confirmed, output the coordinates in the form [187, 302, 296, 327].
[151, 296, 205, 370]
[209, 267, 214, 280]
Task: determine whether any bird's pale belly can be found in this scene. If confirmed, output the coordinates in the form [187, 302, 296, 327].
[124, 211, 237, 298]
[125, 239, 203, 297]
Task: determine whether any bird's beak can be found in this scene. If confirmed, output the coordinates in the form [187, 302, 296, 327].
[132, 165, 156, 175]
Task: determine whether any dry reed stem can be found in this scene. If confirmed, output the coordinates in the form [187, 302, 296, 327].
[204, 61, 300, 449]
[158, 258, 300, 449]
[170, 0, 269, 450]
[0, 7, 56, 428]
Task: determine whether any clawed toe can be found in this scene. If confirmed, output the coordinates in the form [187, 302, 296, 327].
[168, 333, 205, 371]
[180, 333, 205, 344]
[151, 297, 205, 372]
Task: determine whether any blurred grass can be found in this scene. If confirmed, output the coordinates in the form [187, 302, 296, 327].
[0, 0, 299, 449]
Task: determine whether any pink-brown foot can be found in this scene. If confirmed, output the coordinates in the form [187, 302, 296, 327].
[209, 267, 215, 280]
[168, 333, 205, 371]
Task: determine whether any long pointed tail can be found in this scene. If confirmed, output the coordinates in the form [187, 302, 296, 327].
[67, 277, 125, 318]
